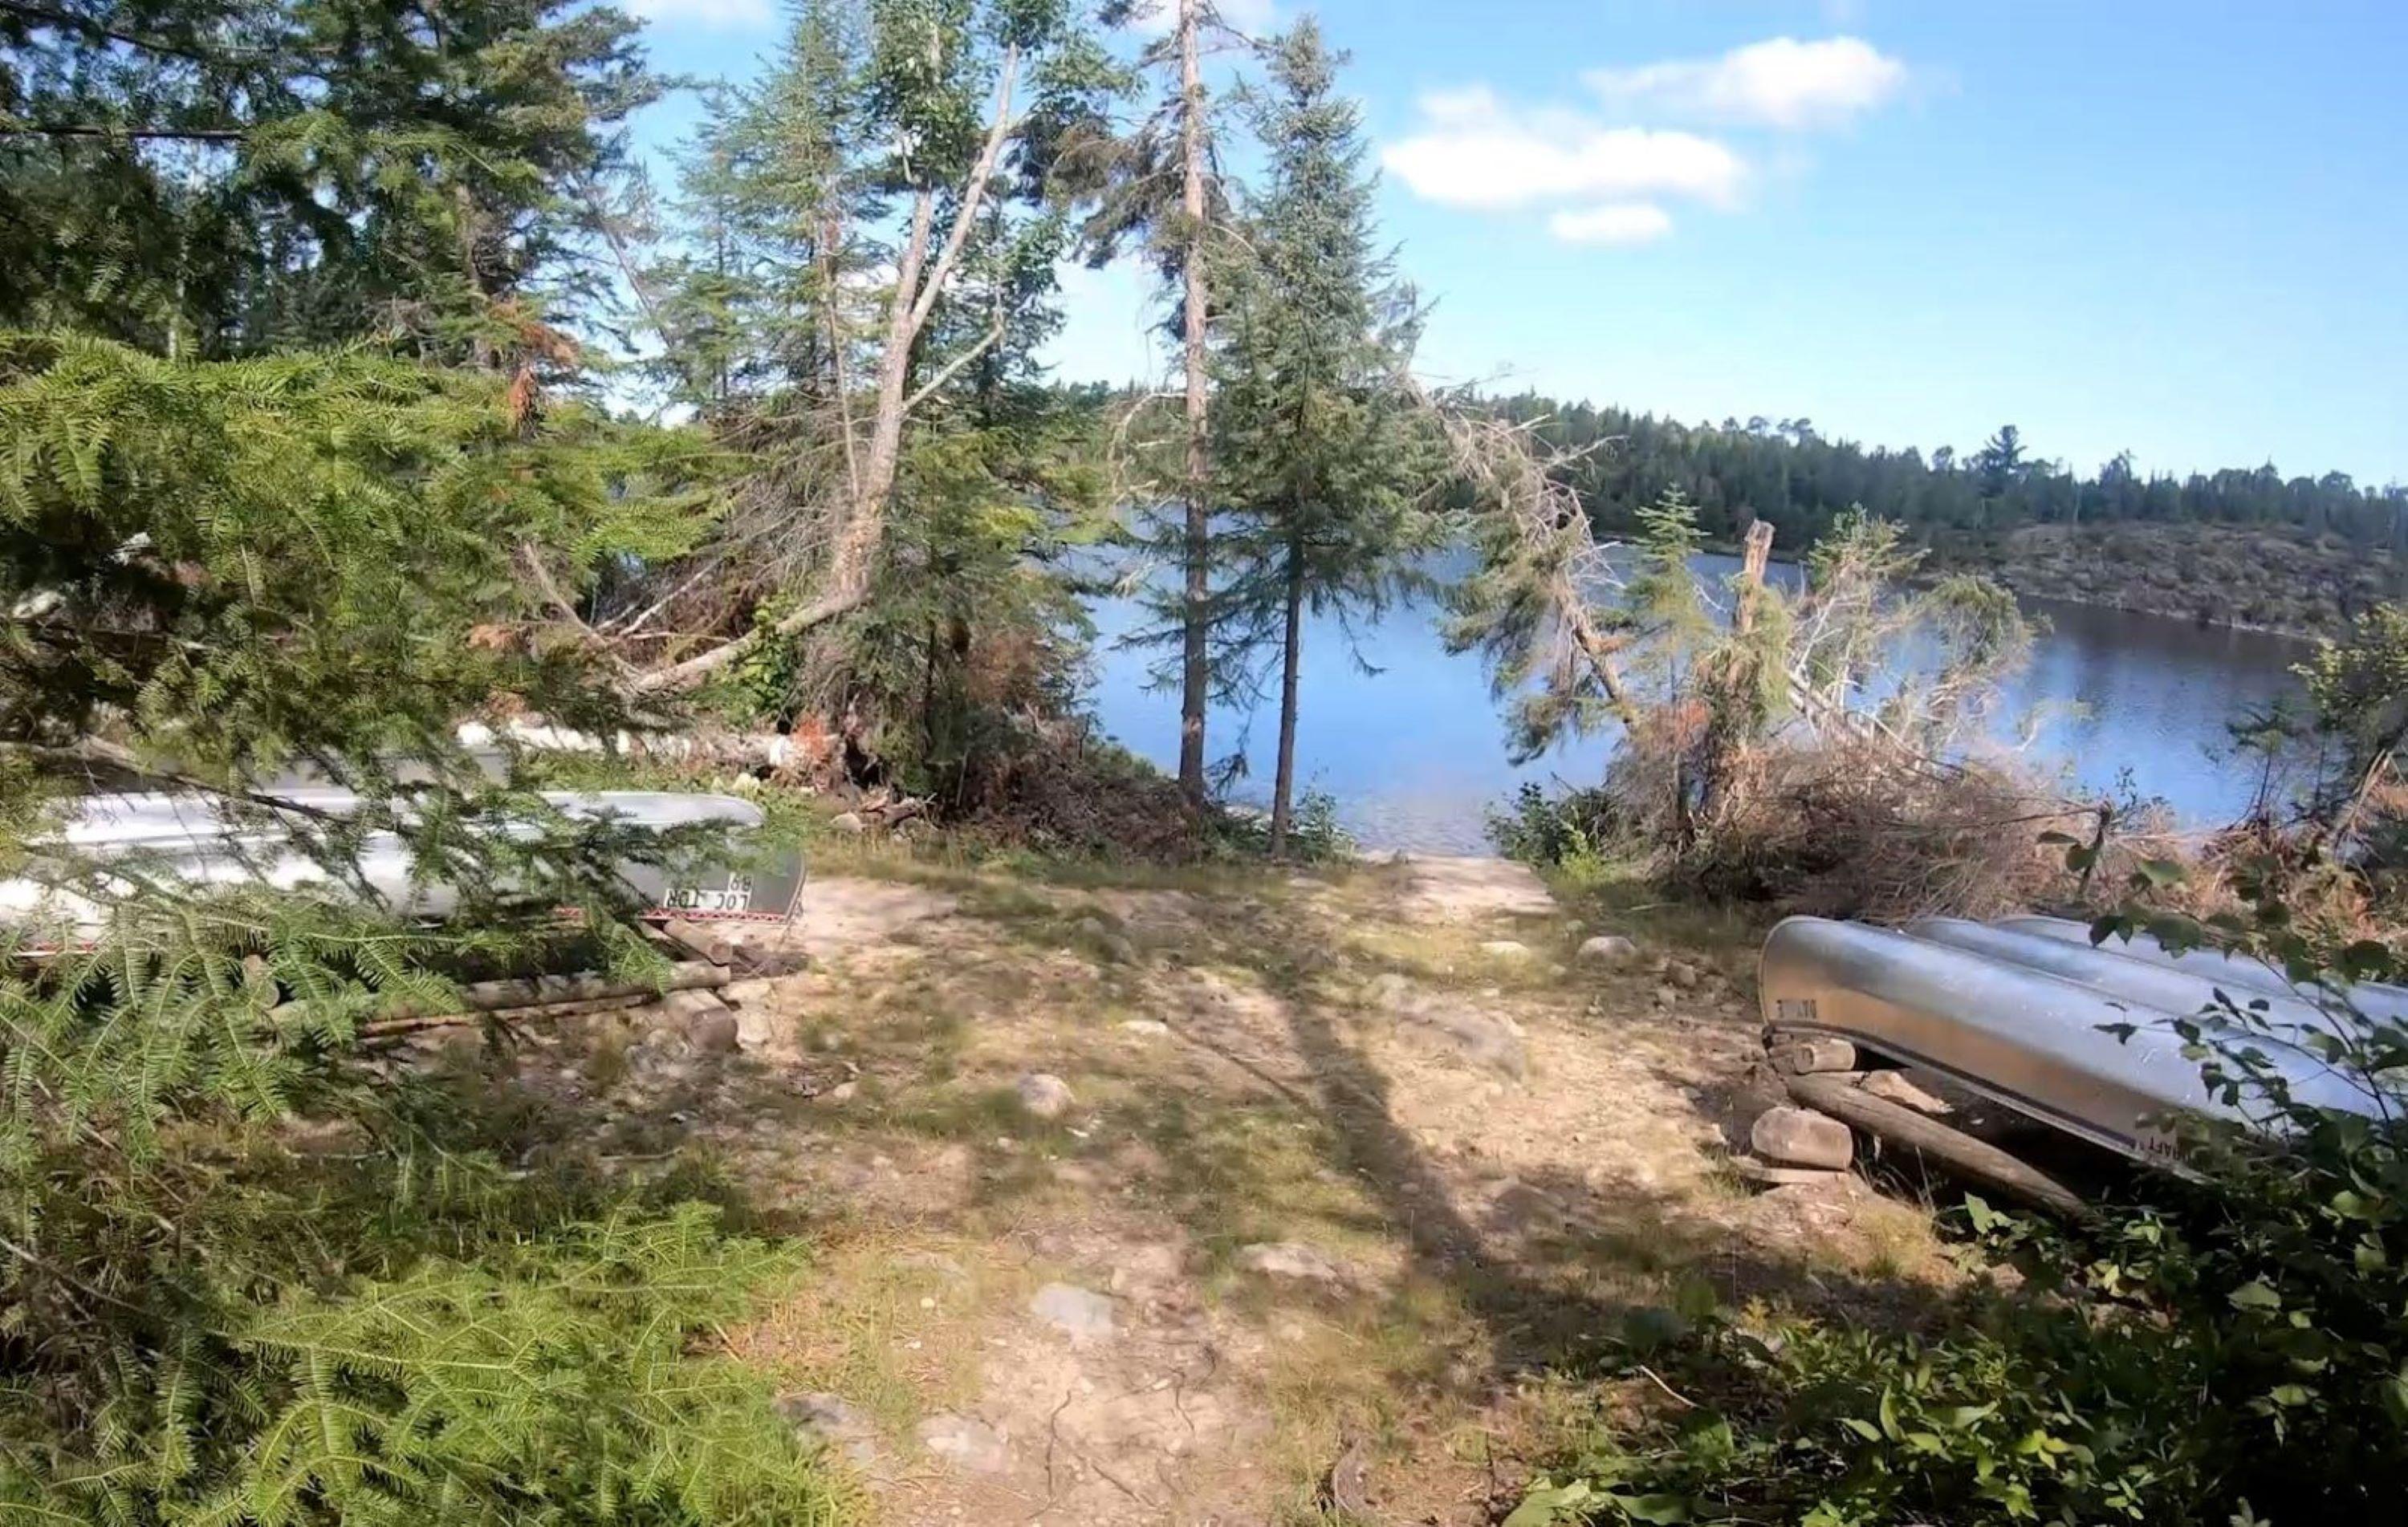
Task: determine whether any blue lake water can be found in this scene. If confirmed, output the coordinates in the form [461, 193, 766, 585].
[1083, 554, 2310, 854]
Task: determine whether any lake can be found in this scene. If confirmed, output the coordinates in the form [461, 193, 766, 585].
[1083, 554, 2312, 854]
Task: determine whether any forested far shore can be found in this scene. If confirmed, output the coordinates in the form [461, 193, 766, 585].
[1480, 393, 2408, 551]
[1060, 382, 2406, 635]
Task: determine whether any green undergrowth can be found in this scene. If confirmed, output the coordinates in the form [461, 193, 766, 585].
[0, 913, 848, 1525]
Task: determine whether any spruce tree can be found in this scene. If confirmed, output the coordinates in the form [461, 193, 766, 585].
[1208, 19, 1436, 853]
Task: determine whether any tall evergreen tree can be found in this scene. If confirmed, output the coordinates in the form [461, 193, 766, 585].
[1080, 0, 1251, 808]
[1210, 18, 1435, 853]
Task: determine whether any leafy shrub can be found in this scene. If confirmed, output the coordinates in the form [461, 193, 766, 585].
[1486, 782, 1620, 873]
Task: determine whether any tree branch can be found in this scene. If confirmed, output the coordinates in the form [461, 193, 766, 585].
[0, 0, 216, 62]
[905, 43, 1019, 336]
[623, 580, 870, 697]
[901, 317, 1006, 416]
[0, 122, 246, 141]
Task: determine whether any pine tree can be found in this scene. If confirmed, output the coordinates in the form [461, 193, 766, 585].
[1209, 21, 1436, 853]
[1081, 0, 1252, 809]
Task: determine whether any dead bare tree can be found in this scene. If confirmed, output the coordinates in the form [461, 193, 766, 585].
[1429, 396, 1643, 743]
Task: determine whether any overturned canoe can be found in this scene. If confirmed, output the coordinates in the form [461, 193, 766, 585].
[1758, 916, 2382, 1168]
[1, 789, 804, 940]
[2000, 913, 2408, 1025]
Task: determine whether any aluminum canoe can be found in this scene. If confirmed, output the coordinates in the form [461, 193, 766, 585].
[1758, 915, 2385, 1165]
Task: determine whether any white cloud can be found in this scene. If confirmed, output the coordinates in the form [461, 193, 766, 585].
[1547, 202, 1674, 246]
[1381, 86, 1745, 212]
[1584, 35, 1907, 130]
[624, 0, 775, 29]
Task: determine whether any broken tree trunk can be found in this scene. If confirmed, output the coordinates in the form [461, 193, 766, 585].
[627, 43, 1024, 698]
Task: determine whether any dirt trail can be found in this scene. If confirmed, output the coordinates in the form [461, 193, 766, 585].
[497, 855, 1954, 1524]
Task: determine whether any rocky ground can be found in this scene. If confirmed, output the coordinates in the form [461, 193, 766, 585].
[447, 851, 1959, 1525]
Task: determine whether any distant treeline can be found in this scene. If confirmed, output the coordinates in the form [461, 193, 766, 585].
[1058, 381, 2408, 555]
[1479, 392, 2408, 554]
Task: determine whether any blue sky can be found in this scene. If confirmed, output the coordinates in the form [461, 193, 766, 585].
[625, 0, 2407, 485]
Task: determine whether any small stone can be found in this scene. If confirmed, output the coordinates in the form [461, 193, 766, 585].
[1015, 1072, 1075, 1119]
[1576, 934, 1641, 967]
[917, 1414, 1011, 1476]
[1667, 960, 1702, 989]
[1480, 939, 1533, 960]
[1751, 1105, 1854, 1171]
[820, 1079, 858, 1104]
[1859, 1070, 1953, 1115]
[734, 1004, 782, 1053]
[1655, 985, 1680, 1007]
[1235, 1241, 1348, 1285]
[831, 810, 867, 835]
[722, 977, 776, 1005]
[1117, 1018, 1171, 1039]
[1028, 1281, 1117, 1342]
[776, 1391, 882, 1468]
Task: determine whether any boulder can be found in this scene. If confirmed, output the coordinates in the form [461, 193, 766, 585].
[830, 810, 867, 835]
[1576, 934, 1641, 968]
[1014, 1071, 1076, 1119]
[1369, 973, 1527, 1079]
[1750, 1105, 1854, 1171]
[1479, 939, 1534, 960]
[1406, 1003, 1526, 1079]
[776, 1391, 882, 1468]
[734, 1003, 783, 1053]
